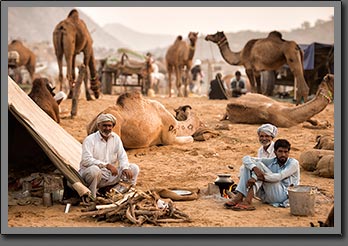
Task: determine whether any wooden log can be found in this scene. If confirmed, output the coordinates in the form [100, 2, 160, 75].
[71, 64, 86, 118]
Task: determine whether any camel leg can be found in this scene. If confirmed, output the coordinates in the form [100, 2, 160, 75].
[56, 52, 64, 92]
[87, 51, 100, 99]
[246, 69, 258, 93]
[167, 67, 172, 97]
[64, 52, 74, 99]
[175, 66, 183, 97]
[83, 53, 93, 101]
[183, 68, 191, 97]
[285, 46, 309, 104]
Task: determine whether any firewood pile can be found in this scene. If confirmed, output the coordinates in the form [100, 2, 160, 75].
[81, 188, 192, 226]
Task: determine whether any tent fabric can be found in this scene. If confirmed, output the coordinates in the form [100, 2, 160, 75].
[299, 42, 334, 70]
[8, 76, 90, 197]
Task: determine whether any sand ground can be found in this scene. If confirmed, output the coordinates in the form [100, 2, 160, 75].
[7, 92, 335, 229]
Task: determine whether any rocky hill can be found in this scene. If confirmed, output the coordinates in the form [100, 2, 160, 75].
[8, 7, 334, 62]
[7, 7, 125, 56]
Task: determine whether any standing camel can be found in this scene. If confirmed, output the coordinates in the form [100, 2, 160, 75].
[205, 31, 309, 104]
[165, 32, 198, 97]
[52, 9, 100, 100]
[8, 40, 36, 82]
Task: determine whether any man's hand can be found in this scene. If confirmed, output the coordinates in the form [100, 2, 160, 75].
[247, 178, 257, 188]
[122, 169, 133, 180]
[252, 166, 265, 181]
[106, 164, 118, 176]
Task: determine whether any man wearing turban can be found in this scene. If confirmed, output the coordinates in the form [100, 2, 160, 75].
[79, 113, 140, 199]
[257, 123, 278, 158]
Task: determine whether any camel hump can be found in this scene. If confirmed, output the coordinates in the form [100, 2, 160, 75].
[10, 40, 21, 45]
[116, 91, 142, 107]
[67, 9, 79, 22]
[176, 35, 183, 41]
[267, 31, 284, 40]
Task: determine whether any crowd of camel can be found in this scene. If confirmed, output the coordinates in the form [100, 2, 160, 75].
[8, 9, 335, 226]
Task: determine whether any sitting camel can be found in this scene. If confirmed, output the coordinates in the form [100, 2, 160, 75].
[299, 133, 334, 179]
[314, 134, 334, 150]
[53, 9, 100, 100]
[28, 77, 60, 123]
[165, 32, 198, 97]
[299, 149, 334, 178]
[8, 40, 36, 82]
[222, 74, 334, 128]
[205, 31, 309, 104]
[86, 92, 203, 149]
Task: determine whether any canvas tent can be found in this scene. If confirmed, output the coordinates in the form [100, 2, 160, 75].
[8, 76, 90, 197]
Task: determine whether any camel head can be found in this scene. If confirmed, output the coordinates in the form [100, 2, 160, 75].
[205, 31, 226, 45]
[188, 32, 199, 46]
[316, 74, 334, 103]
[174, 105, 192, 121]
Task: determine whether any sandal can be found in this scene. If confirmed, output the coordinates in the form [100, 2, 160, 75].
[230, 203, 256, 211]
[224, 201, 238, 208]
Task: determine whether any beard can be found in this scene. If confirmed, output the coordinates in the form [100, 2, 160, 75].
[277, 156, 288, 165]
[259, 139, 271, 147]
[100, 129, 112, 138]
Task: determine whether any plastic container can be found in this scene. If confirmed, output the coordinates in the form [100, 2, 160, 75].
[288, 185, 316, 216]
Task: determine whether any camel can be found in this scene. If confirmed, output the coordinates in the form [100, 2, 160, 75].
[86, 91, 204, 149]
[205, 31, 309, 104]
[8, 40, 36, 82]
[28, 77, 60, 123]
[222, 74, 334, 128]
[165, 32, 198, 97]
[299, 149, 334, 178]
[314, 134, 334, 150]
[52, 9, 100, 100]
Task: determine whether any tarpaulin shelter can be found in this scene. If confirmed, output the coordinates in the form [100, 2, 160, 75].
[8, 76, 90, 197]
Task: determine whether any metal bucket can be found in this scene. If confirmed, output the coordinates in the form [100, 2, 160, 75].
[288, 185, 316, 216]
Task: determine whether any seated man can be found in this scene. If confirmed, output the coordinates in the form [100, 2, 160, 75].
[208, 73, 228, 100]
[225, 139, 300, 210]
[79, 113, 140, 199]
[230, 70, 247, 97]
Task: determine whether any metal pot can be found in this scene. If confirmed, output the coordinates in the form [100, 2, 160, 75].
[214, 174, 234, 196]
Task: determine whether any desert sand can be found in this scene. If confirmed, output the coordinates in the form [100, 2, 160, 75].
[7, 91, 335, 229]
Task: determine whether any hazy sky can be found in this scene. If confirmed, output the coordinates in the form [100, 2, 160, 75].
[78, 7, 334, 35]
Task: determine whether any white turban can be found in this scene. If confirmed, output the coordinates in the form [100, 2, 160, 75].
[97, 113, 116, 125]
[257, 123, 278, 138]
[54, 91, 67, 102]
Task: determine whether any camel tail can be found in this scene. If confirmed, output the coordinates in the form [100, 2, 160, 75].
[53, 26, 64, 57]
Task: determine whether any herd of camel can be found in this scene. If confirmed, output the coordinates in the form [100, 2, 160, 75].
[9, 9, 335, 172]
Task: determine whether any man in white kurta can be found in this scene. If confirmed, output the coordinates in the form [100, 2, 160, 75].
[79, 113, 139, 199]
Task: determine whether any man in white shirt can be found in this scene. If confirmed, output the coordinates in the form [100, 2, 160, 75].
[79, 113, 140, 199]
[257, 123, 278, 158]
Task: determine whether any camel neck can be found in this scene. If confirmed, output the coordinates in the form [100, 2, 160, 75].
[287, 87, 333, 123]
[188, 44, 196, 60]
[217, 39, 241, 66]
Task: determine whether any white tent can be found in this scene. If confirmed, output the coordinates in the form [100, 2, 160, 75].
[8, 76, 90, 197]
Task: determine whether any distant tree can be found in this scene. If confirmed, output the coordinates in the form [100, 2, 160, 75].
[315, 19, 325, 26]
[301, 21, 311, 29]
